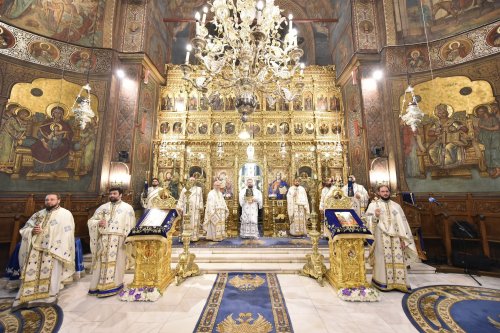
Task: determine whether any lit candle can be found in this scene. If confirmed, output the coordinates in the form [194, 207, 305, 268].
[291, 28, 297, 47]
[195, 12, 201, 36]
[256, 1, 264, 25]
[202, 6, 208, 25]
[288, 13, 293, 31]
[185, 44, 192, 64]
[300, 62, 305, 76]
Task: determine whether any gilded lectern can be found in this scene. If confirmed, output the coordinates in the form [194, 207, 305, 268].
[323, 190, 373, 289]
[125, 190, 180, 292]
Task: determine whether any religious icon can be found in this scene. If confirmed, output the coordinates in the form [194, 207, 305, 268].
[225, 96, 235, 110]
[293, 98, 302, 111]
[172, 122, 182, 134]
[70, 50, 96, 71]
[267, 123, 277, 135]
[305, 123, 314, 134]
[188, 95, 198, 111]
[200, 95, 209, 111]
[212, 122, 222, 135]
[279, 122, 289, 135]
[332, 125, 341, 134]
[330, 96, 341, 111]
[304, 92, 313, 111]
[225, 122, 235, 134]
[319, 123, 329, 135]
[266, 95, 276, 111]
[294, 123, 303, 134]
[28, 41, 60, 63]
[439, 38, 472, 62]
[187, 121, 196, 134]
[0, 26, 15, 49]
[486, 25, 500, 47]
[317, 95, 327, 111]
[160, 122, 169, 134]
[198, 123, 208, 134]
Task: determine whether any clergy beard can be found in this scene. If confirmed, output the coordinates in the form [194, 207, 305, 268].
[325, 184, 331, 188]
[381, 196, 390, 202]
[109, 197, 120, 203]
[248, 185, 253, 188]
[45, 204, 59, 211]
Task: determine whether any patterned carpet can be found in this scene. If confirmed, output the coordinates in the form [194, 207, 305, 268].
[194, 272, 294, 333]
[173, 236, 328, 248]
[0, 300, 63, 333]
[402, 285, 500, 333]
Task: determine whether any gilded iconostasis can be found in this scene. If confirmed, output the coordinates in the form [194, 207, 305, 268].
[0, 0, 499, 199]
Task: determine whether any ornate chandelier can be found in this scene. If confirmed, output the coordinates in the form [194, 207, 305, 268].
[400, 85, 424, 132]
[182, 0, 305, 122]
[71, 84, 95, 129]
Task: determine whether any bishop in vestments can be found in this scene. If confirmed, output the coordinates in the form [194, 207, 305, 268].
[88, 187, 135, 297]
[14, 193, 75, 309]
[141, 177, 163, 209]
[365, 185, 417, 292]
[204, 180, 229, 241]
[342, 175, 369, 212]
[239, 178, 263, 239]
[287, 178, 310, 236]
[177, 177, 204, 241]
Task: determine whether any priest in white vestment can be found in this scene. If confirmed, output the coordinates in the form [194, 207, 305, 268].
[342, 175, 369, 212]
[14, 193, 75, 309]
[287, 178, 310, 236]
[204, 180, 229, 241]
[177, 177, 204, 241]
[239, 178, 263, 239]
[319, 178, 333, 237]
[88, 187, 135, 297]
[141, 177, 163, 209]
[365, 185, 418, 293]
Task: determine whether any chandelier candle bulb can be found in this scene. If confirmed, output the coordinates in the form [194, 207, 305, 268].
[202, 6, 208, 25]
[195, 12, 201, 36]
[288, 13, 293, 30]
[185, 45, 192, 64]
[256, 1, 264, 25]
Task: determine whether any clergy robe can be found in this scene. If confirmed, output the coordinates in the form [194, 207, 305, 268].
[88, 201, 135, 297]
[365, 199, 418, 292]
[319, 186, 331, 237]
[203, 189, 229, 241]
[342, 183, 369, 210]
[287, 185, 310, 236]
[176, 185, 204, 241]
[239, 187, 263, 239]
[15, 207, 75, 308]
[140, 186, 163, 209]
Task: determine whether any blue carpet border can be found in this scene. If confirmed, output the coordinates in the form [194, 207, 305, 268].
[194, 272, 294, 333]
[401, 284, 500, 333]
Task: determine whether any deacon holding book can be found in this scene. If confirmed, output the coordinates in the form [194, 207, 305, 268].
[141, 177, 163, 209]
[88, 187, 135, 297]
[287, 178, 310, 236]
[365, 184, 417, 292]
[204, 180, 229, 241]
[177, 177, 204, 241]
[13, 193, 75, 309]
[239, 178, 263, 239]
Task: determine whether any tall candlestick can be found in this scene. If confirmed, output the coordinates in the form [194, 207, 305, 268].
[185, 45, 192, 64]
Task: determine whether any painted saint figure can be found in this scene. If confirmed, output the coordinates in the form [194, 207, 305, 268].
[88, 187, 135, 297]
[268, 172, 288, 199]
[30, 106, 73, 175]
[13, 193, 75, 310]
[0, 108, 31, 173]
[239, 178, 263, 239]
[287, 178, 310, 237]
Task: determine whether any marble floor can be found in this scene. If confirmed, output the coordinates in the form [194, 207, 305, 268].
[35, 270, 498, 333]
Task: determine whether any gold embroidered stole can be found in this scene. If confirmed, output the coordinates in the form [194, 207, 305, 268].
[381, 202, 409, 292]
[19, 211, 54, 302]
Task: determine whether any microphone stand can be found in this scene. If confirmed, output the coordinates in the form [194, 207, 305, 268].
[434, 202, 481, 286]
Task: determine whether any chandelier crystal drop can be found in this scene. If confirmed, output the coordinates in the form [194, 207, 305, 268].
[400, 85, 424, 132]
[182, 0, 304, 122]
[71, 84, 95, 129]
